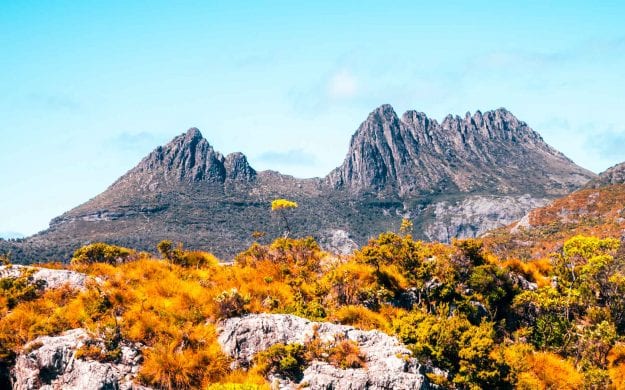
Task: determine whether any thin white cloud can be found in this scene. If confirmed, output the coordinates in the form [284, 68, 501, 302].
[327, 69, 358, 99]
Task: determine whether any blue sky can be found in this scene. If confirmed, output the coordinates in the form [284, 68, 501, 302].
[1, 1, 625, 236]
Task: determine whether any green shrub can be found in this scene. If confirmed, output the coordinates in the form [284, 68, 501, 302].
[214, 288, 250, 319]
[71, 243, 136, 266]
[253, 343, 307, 381]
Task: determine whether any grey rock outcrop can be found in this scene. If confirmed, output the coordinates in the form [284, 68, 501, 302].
[587, 161, 625, 188]
[318, 229, 359, 255]
[130, 128, 257, 186]
[217, 313, 437, 389]
[224, 152, 257, 182]
[11, 329, 147, 390]
[510, 213, 532, 234]
[0, 265, 98, 291]
[422, 194, 550, 242]
[509, 272, 538, 291]
[136, 127, 228, 184]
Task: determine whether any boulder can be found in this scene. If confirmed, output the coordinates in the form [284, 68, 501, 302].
[218, 313, 439, 389]
[0, 265, 99, 291]
[11, 329, 148, 390]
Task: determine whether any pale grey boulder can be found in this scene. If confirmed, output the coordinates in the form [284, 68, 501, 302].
[0, 265, 100, 291]
[11, 329, 148, 390]
[218, 313, 440, 390]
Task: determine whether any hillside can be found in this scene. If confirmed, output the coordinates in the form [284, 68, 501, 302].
[484, 162, 625, 260]
[0, 105, 595, 263]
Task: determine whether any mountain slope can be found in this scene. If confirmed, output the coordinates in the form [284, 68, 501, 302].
[1, 105, 596, 263]
[484, 162, 625, 259]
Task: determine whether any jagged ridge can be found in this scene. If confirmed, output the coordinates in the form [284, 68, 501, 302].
[327, 105, 592, 196]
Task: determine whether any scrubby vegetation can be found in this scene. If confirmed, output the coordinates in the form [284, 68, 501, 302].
[485, 184, 625, 260]
[2, 231, 625, 388]
[71, 242, 140, 266]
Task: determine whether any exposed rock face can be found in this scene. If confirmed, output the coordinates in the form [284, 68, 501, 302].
[509, 272, 538, 291]
[317, 229, 359, 255]
[2, 105, 596, 263]
[0, 265, 98, 291]
[422, 194, 550, 242]
[11, 329, 147, 390]
[484, 163, 625, 260]
[510, 213, 532, 234]
[224, 152, 257, 182]
[587, 161, 625, 188]
[327, 105, 592, 196]
[218, 313, 437, 389]
[137, 128, 226, 184]
[117, 128, 256, 190]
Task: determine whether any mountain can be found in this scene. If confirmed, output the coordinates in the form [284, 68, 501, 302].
[484, 161, 625, 259]
[327, 105, 588, 196]
[1, 105, 596, 263]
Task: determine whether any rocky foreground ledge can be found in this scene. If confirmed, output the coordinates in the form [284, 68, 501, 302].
[218, 313, 442, 389]
[10, 314, 441, 390]
[11, 329, 147, 390]
[0, 265, 100, 291]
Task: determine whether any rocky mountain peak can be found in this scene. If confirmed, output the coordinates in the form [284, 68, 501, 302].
[355, 104, 403, 145]
[150, 128, 225, 183]
[439, 108, 531, 141]
[368, 103, 399, 122]
[327, 105, 594, 196]
[184, 126, 203, 141]
[2, 105, 597, 263]
[326, 104, 406, 193]
[120, 128, 257, 187]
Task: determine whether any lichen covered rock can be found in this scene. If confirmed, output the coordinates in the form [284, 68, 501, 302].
[218, 313, 438, 389]
[11, 329, 147, 390]
[0, 265, 99, 291]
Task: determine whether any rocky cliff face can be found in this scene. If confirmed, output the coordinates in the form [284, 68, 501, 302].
[422, 194, 550, 242]
[111, 128, 256, 192]
[484, 160, 625, 260]
[1, 105, 596, 263]
[327, 105, 591, 196]
[218, 313, 439, 389]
